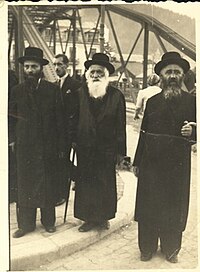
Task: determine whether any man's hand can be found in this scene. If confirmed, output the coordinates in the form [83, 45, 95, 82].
[181, 121, 196, 137]
[133, 166, 139, 177]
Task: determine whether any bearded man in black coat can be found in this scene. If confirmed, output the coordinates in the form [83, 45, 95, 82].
[74, 53, 126, 232]
[9, 47, 65, 238]
[53, 54, 81, 206]
[133, 52, 196, 263]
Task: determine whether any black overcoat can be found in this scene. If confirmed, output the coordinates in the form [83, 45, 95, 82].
[74, 84, 126, 222]
[9, 79, 65, 208]
[133, 90, 196, 231]
[55, 76, 81, 199]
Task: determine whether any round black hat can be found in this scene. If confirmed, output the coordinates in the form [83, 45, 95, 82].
[154, 51, 190, 75]
[18, 47, 49, 66]
[84, 53, 115, 75]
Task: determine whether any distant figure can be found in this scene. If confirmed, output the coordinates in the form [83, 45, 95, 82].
[184, 67, 196, 95]
[134, 74, 161, 120]
[133, 52, 196, 263]
[53, 54, 81, 206]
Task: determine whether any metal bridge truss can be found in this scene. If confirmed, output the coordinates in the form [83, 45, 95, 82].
[8, 4, 196, 101]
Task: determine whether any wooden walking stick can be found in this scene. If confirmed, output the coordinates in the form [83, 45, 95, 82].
[63, 148, 76, 223]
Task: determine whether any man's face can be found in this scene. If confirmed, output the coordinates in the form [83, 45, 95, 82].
[86, 64, 109, 99]
[88, 65, 107, 82]
[160, 64, 184, 89]
[23, 60, 42, 79]
[53, 57, 68, 78]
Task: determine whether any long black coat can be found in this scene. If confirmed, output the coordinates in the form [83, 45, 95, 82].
[9, 79, 65, 208]
[55, 76, 81, 199]
[133, 90, 196, 231]
[58, 75, 81, 145]
[74, 84, 126, 222]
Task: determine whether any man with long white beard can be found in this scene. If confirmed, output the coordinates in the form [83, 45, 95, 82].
[133, 52, 196, 263]
[73, 53, 126, 232]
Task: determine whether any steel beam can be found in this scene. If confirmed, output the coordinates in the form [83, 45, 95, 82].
[107, 10, 131, 88]
[100, 5, 105, 53]
[143, 23, 149, 89]
[88, 14, 101, 59]
[16, 7, 24, 83]
[72, 9, 76, 78]
[77, 9, 88, 59]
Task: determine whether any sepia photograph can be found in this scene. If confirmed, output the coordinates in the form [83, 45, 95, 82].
[1, 0, 199, 271]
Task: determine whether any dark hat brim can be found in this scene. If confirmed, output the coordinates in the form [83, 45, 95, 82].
[18, 56, 49, 66]
[154, 58, 190, 75]
[84, 59, 115, 75]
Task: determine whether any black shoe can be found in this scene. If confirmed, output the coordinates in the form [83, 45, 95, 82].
[55, 198, 66, 206]
[166, 254, 178, 263]
[140, 252, 153, 262]
[45, 226, 56, 233]
[78, 222, 96, 232]
[12, 228, 34, 238]
[98, 221, 110, 230]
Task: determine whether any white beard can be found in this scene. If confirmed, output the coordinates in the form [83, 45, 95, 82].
[87, 77, 109, 99]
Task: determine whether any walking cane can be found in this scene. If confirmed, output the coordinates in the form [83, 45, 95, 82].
[63, 148, 76, 223]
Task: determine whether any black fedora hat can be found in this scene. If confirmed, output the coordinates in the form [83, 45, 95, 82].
[154, 51, 190, 75]
[18, 47, 49, 66]
[84, 53, 115, 75]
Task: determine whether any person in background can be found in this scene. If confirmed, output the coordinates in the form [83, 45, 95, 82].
[9, 47, 65, 238]
[74, 53, 126, 232]
[134, 73, 161, 120]
[53, 54, 81, 206]
[132, 52, 196, 263]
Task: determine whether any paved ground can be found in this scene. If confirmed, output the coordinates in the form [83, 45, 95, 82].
[9, 106, 198, 271]
[38, 152, 198, 271]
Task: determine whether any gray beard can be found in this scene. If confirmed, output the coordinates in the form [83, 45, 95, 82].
[163, 86, 182, 100]
[87, 78, 109, 99]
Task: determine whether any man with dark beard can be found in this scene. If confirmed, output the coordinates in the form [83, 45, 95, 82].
[9, 47, 65, 238]
[74, 53, 126, 232]
[132, 52, 196, 263]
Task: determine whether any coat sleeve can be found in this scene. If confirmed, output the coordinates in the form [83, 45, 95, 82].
[55, 86, 68, 154]
[8, 86, 18, 144]
[68, 88, 80, 145]
[190, 95, 197, 142]
[132, 100, 149, 166]
[116, 91, 127, 156]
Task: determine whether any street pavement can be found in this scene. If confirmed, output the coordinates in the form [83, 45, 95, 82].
[9, 106, 198, 271]
[38, 152, 198, 271]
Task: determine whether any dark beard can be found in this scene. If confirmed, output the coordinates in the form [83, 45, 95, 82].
[24, 73, 41, 91]
[161, 77, 182, 100]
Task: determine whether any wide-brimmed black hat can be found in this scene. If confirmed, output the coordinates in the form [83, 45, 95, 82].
[84, 53, 115, 75]
[18, 47, 49, 66]
[154, 51, 190, 75]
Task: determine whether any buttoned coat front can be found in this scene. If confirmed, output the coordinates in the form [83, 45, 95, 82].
[9, 79, 65, 208]
[74, 84, 127, 222]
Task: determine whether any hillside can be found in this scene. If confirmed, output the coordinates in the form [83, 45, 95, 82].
[80, 3, 195, 55]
